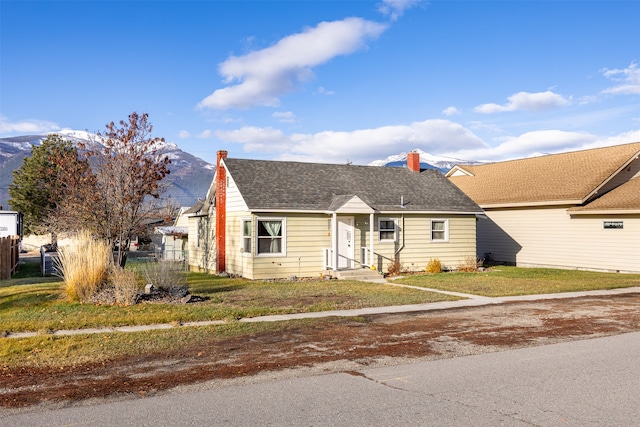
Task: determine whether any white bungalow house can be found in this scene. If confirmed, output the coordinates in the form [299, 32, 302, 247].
[154, 207, 189, 261]
[447, 141, 640, 273]
[186, 151, 483, 280]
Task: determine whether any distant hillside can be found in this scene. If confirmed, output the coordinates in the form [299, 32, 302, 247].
[0, 132, 215, 209]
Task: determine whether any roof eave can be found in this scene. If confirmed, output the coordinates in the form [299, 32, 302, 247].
[569, 209, 640, 215]
[480, 200, 583, 209]
[248, 208, 484, 215]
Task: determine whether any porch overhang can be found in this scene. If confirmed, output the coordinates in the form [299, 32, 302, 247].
[327, 195, 376, 271]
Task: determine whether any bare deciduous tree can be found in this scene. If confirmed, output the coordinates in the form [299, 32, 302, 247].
[54, 112, 171, 267]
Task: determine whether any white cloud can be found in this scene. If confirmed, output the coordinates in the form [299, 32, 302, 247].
[273, 111, 297, 123]
[578, 95, 599, 106]
[214, 117, 639, 166]
[474, 130, 596, 160]
[474, 91, 571, 114]
[316, 86, 335, 96]
[215, 119, 486, 164]
[0, 115, 60, 136]
[197, 130, 213, 139]
[216, 127, 291, 152]
[378, 0, 423, 21]
[198, 18, 387, 110]
[442, 106, 461, 116]
[178, 130, 191, 138]
[442, 129, 640, 162]
[468, 121, 504, 133]
[601, 62, 640, 95]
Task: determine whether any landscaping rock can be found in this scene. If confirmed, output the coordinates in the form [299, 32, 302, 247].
[145, 284, 156, 294]
[168, 285, 189, 298]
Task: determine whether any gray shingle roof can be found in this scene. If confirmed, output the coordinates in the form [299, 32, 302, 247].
[223, 158, 482, 213]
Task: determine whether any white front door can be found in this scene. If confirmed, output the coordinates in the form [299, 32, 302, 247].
[337, 217, 354, 269]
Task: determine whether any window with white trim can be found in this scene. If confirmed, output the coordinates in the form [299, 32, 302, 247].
[430, 219, 449, 242]
[241, 219, 251, 254]
[378, 218, 397, 242]
[257, 218, 285, 255]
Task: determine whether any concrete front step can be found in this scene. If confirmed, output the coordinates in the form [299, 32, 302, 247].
[326, 268, 386, 282]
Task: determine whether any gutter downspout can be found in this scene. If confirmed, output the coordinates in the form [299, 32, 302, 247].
[394, 214, 405, 259]
[369, 212, 374, 267]
[332, 213, 337, 271]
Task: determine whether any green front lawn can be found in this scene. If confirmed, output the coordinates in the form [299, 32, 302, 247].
[2, 263, 639, 335]
[393, 266, 640, 297]
[2, 264, 639, 369]
[0, 271, 457, 333]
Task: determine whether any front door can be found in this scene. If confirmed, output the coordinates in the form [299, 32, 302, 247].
[337, 217, 354, 269]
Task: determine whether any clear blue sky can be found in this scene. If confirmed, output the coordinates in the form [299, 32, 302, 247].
[1, 0, 639, 165]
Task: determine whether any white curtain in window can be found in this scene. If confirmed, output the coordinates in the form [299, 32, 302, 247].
[262, 221, 282, 252]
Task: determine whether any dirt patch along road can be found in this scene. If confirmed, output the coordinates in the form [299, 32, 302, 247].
[1, 293, 639, 410]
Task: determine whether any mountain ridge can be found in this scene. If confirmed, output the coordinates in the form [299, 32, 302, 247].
[0, 135, 483, 210]
[368, 148, 482, 172]
[0, 132, 215, 208]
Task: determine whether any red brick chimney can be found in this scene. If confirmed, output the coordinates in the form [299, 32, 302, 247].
[216, 150, 228, 273]
[407, 151, 420, 172]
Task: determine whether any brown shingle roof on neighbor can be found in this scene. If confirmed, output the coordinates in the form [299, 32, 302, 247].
[223, 158, 483, 213]
[448, 142, 640, 206]
[569, 176, 640, 213]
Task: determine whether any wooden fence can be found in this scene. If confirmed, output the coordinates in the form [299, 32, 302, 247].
[0, 236, 20, 280]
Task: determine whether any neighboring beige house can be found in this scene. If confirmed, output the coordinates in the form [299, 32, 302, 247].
[187, 151, 483, 280]
[447, 142, 640, 273]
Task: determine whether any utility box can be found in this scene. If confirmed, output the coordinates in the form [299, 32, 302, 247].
[0, 211, 23, 239]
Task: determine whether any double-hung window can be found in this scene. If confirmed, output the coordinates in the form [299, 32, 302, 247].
[241, 219, 251, 254]
[257, 218, 285, 255]
[378, 218, 397, 242]
[430, 219, 449, 242]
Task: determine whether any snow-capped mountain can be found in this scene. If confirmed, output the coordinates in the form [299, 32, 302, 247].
[368, 149, 482, 172]
[0, 132, 215, 208]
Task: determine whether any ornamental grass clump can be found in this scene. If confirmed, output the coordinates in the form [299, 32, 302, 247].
[457, 256, 483, 272]
[141, 259, 187, 291]
[110, 266, 140, 305]
[55, 231, 113, 303]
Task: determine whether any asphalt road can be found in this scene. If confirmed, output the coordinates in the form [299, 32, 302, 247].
[3, 332, 639, 426]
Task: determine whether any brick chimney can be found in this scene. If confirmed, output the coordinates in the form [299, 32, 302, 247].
[216, 150, 228, 273]
[407, 151, 420, 172]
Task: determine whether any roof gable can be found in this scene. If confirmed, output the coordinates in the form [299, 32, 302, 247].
[448, 142, 640, 207]
[569, 176, 640, 214]
[221, 158, 482, 214]
[329, 195, 375, 213]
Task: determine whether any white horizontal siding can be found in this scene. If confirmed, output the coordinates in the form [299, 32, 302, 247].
[249, 213, 331, 280]
[364, 214, 477, 273]
[225, 173, 249, 212]
[187, 215, 216, 272]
